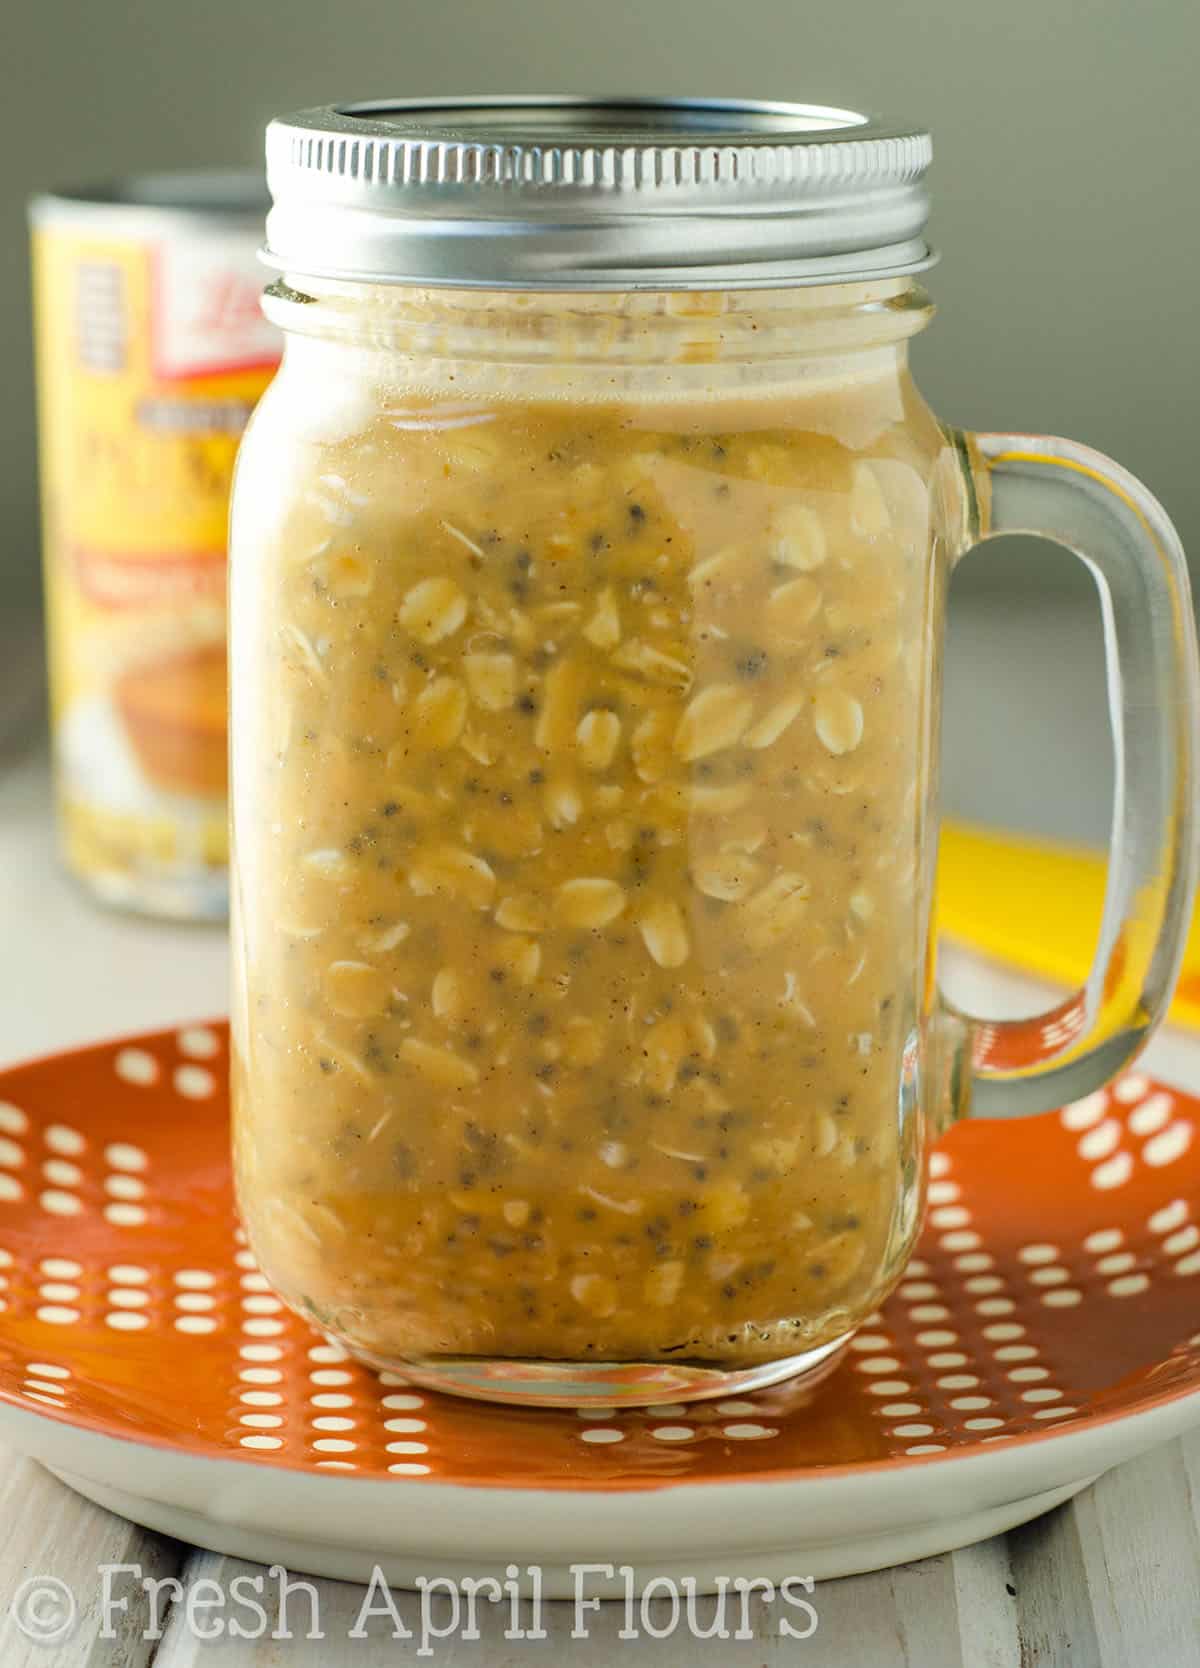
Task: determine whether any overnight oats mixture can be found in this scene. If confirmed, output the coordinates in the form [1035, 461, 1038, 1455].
[232, 295, 947, 1370]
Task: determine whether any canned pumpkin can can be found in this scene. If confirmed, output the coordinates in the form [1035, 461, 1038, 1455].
[30, 174, 279, 919]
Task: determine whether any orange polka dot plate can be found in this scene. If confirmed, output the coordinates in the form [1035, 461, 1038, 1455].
[1, 1023, 1199, 1591]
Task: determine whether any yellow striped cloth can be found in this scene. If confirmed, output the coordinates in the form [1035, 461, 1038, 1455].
[938, 823, 1200, 1030]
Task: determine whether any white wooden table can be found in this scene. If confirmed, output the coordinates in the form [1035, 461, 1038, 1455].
[2, 741, 1199, 1667]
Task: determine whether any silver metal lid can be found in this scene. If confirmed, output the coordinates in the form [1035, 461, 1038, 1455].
[263, 96, 933, 290]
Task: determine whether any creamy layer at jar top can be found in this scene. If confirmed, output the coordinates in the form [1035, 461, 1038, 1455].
[231, 284, 947, 1369]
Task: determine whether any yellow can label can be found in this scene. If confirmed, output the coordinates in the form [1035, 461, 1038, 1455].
[32, 208, 279, 914]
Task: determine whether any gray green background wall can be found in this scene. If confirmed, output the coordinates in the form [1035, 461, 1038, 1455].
[1, 0, 1195, 839]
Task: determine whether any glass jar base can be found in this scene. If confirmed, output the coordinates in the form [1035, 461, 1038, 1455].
[346, 1332, 852, 1409]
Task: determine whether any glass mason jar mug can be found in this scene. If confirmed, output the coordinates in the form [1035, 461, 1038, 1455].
[230, 99, 1198, 1407]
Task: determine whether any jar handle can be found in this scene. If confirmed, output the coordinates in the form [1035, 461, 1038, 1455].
[939, 431, 1199, 1119]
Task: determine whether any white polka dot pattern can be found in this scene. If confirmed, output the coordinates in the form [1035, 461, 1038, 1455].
[178, 1027, 220, 1060]
[114, 1050, 158, 1087]
[3, 1039, 1200, 1488]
